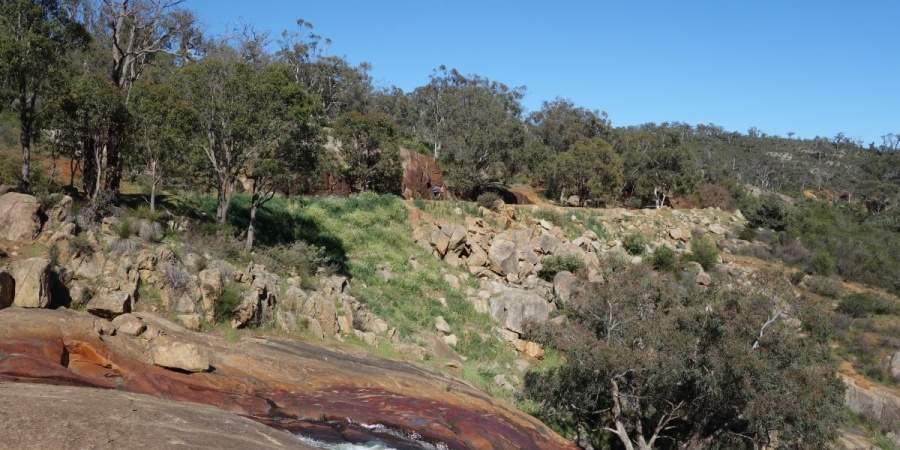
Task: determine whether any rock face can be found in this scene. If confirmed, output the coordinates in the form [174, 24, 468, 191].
[150, 342, 210, 373]
[842, 374, 900, 433]
[0, 308, 575, 450]
[400, 147, 443, 200]
[0, 193, 41, 241]
[0, 382, 315, 450]
[7, 257, 52, 308]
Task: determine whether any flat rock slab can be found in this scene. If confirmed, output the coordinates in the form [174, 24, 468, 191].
[0, 308, 576, 450]
[86, 291, 131, 319]
[0, 382, 313, 450]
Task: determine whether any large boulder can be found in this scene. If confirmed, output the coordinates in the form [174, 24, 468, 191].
[86, 291, 131, 319]
[7, 257, 52, 308]
[302, 292, 339, 336]
[488, 239, 518, 276]
[553, 271, 582, 304]
[150, 342, 209, 373]
[489, 288, 551, 334]
[891, 351, 900, 380]
[0, 193, 41, 241]
[198, 267, 225, 321]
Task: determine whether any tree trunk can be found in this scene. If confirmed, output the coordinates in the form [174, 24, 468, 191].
[245, 179, 259, 250]
[216, 174, 234, 224]
[149, 158, 157, 212]
[20, 121, 32, 193]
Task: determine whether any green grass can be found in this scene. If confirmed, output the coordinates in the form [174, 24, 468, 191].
[199, 192, 514, 367]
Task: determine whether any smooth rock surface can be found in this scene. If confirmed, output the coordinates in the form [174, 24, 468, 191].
[0, 308, 575, 450]
[0, 382, 313, 450]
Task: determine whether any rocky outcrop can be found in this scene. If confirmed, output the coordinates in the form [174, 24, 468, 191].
[0, 382, 315, 450]
[0, 193, 41, 241]
[400, 147, 444, 200]
[489, 287, 551, 334]
[0, 308, 575, 450]
[842, 374, 900, 433]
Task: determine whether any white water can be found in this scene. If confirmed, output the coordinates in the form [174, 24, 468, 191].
[294, 423, 449, 450]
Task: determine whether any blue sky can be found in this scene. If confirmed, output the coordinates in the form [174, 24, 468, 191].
[191, 0, 898, 145]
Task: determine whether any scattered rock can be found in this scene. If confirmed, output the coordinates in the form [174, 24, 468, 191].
[112, 314, 146, 337]
[443, 273, 460, 289]
[488, 239, 518, 276]
[489, 288, 551, 334]
[696, 272, 712, 286]
[442, 334, 458, 347]
[553, 271, 581, 303]
[708, 224, 727, 235]
[375, 263, 393, 282]
[276, 310, 298, 333]
[891, 351, 900, 380]
[231, 291, 261, 329]
[86, 291, 131, 319]
[0, 193, 41, 241]
[150, 342, 209, 373]
[178, 314, 202, 331]
[435, 316, 452, 334]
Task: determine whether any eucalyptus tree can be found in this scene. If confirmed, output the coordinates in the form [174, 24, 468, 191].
[128, 81, 196, 212]
[0, 0, 88, 192]
[333, 110, 401, 194]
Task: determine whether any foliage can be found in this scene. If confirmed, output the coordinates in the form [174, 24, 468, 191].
[545, 137, 623, 205]
[837, 292, 897, 318]
[476, 192, 502, 211]
[215, 283, 245, 324]
[538, 254, 584, 281]
[524, 262, 845, 449]
[803, 275, 844, 298]
[410, 67, 527, 195]
[648, 245, 677, 271]
[622, 233, 647, 255]
[526, 97, 612, 154]
[333, 110, 401, 194]
[744, 195, 792, 231]
[617, 126, 699, 208]
[698, 183, 733, 210]
[0, 0, 89, 191]
[688, 234, 720, 270]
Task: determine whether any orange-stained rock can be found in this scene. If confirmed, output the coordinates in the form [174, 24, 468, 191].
[0, 308, 576, 450]
[400, 147, 443, 200]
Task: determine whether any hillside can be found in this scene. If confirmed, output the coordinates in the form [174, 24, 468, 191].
[1, 183, 898, 448]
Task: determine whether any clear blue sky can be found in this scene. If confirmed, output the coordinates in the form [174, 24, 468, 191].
[191, 0, 898, 145]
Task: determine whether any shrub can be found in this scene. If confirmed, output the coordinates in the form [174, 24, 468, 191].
[790, 270, 805, 285]
[412, 198, 426, 210]
[837, 292, 897, 318]
[699, 183, 733, 210]
[804, 276, 843, 298]
[477, 192, 502, 211]
[532, 208, 566, 228]
[649, 246, 677, 271]
[689, 235, 719, 270]
[70, 233, 95, 257]
[745, 195, 792, 231]
[623, 233, 647, 255]
[135, 218, 162, 242]
[809, 250, 835, 276]
[538, 254, 584, 281]
[109, 237, 139, 255]
[116, 218, 133, 239]
[215, 283, 244, 323]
